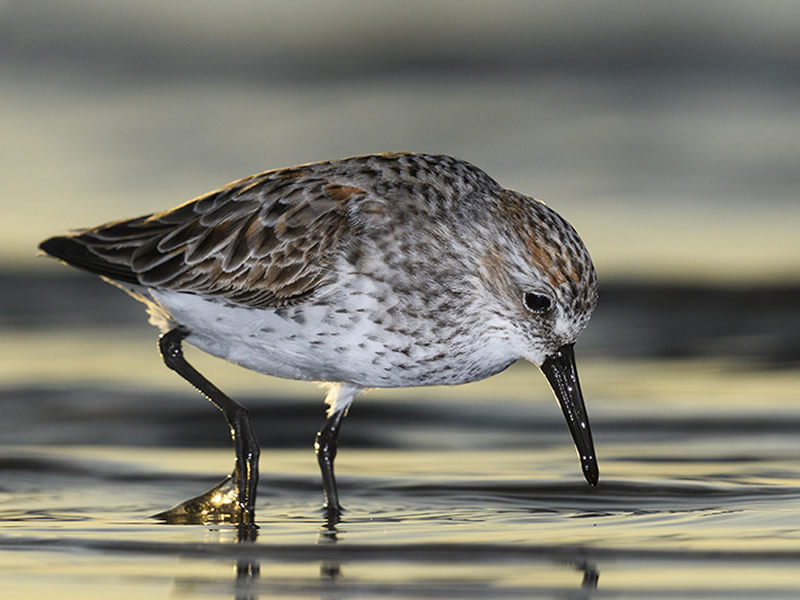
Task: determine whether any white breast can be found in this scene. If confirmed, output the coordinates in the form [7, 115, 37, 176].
[143, 274, 517, 389]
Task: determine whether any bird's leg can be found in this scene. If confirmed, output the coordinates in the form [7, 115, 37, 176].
[315, 408, 346, 525]
[154, 327, 260, 527]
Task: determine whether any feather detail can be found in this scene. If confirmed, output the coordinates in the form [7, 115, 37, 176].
[38, 153, 507, 309]
[39, 164, 371, 308]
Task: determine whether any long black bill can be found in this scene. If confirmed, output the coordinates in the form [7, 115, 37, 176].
[540, 343, 599, 486]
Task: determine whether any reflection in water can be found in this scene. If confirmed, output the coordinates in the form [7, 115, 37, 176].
[2, 440, 799, 600]
[234, 525, 260, 600]
[311, 519, 599, 598]
[318, 524, 343, 599]
[161, 519, 602, 599]
[149, 455, 263, 598]
[578, 560, 600, 594]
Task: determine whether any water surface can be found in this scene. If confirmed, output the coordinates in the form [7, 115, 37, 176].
[1, 275, 799, 598]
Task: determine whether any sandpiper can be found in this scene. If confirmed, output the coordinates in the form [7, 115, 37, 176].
[39, 152, 598, 527]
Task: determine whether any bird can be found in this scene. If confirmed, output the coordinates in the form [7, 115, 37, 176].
[39, 152, 599, 528]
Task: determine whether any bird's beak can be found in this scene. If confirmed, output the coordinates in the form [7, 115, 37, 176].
[540, 343, 598, 486]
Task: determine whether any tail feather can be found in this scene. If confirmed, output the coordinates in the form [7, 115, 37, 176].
[39, 235, 141, 285]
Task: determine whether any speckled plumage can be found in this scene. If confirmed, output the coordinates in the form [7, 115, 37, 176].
[39, 152, 599, 525]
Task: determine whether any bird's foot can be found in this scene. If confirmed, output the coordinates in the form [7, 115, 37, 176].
[153, 472, 256, 527]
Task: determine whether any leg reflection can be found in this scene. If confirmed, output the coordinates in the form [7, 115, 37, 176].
[574, 559, 599, 597]
[234, 524, 260, 600]
[317, 520, 342, 594]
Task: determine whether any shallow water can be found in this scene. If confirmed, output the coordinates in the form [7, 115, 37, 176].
[2, 405, 800, 598]
[2, 277, 800, 598]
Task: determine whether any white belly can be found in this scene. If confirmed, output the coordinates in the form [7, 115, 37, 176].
[142, 286, 516, 389]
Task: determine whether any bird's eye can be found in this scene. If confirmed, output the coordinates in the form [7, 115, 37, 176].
[523, 292, 552, 313]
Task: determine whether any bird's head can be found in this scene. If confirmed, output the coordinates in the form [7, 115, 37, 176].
[479, 190, 599, 485]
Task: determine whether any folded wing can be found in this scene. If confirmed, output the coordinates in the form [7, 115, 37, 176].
[39, 169, 366, 309]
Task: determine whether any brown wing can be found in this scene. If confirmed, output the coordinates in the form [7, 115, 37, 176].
[40, 169, 366, 308]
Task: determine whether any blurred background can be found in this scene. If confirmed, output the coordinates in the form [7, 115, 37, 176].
[2, 0, 799, 280]
[2, 3, 800, 597]
[2, 0, 798, 373]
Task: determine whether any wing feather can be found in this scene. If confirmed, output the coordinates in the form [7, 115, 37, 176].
[41, 168, 366, 308]
[40, 153, 500, 309]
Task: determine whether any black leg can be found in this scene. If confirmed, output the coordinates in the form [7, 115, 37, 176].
[315, 409, 346, 525]
[157, 327, 260, 527]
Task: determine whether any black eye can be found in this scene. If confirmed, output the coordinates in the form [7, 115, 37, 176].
[523, 292, 552, 313]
